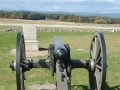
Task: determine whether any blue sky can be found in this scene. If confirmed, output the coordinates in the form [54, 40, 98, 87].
[0, 0, 120, 13]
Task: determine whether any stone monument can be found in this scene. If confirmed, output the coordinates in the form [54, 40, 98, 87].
[23, 24, 38, 50]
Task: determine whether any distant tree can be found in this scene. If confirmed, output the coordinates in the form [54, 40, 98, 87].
[60, 14, 68, 21]
[73, 15, 79, 22]
[78, 16, 82, 22]
[53, 14, 59, 20]
[59, 15, 64, 21]
[94, 16, 105, 24]
[88, 16, 95, 23]
[10, 12, 17, 19]
[5, 12, 11, 18]
[1, 10, 120, 24]
[22, 13, 28, 19]
[81, 16, 89, 23]
[0, 11, 6, 18]
[67, 15, 73, 22]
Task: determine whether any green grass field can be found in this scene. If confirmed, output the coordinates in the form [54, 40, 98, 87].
[0, 31, 120, 90]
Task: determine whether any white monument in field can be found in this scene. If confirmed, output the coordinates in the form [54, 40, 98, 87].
[23, 24, 38, 50]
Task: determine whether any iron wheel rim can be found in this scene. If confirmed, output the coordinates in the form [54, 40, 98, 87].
[16, 30, 26, 90]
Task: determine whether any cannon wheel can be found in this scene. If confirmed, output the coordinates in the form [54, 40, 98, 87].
[16, 30, 26, 90]
[89, 31, 107, 90]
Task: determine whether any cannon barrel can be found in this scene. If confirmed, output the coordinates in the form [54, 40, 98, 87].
[54, 36, 68, 61]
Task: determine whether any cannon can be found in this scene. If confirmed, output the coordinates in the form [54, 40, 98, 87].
[9, 30, 107, 90]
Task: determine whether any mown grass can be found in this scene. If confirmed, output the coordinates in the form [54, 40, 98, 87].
[0, 31, 120, 90]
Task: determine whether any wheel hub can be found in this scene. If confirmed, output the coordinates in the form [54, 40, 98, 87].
[89, 59, 95, 72]
[9, 60, 16, 71]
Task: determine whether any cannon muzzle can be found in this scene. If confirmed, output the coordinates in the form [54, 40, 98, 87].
[54, 36, 68, 61]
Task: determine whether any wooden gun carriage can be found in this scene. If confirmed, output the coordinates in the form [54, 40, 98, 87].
[10, 30, 107, 90]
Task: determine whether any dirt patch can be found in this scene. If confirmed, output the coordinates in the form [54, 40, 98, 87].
[28, 84, 56, 90]
[10, 48, 48, 57]
[77, 48, 85, 51]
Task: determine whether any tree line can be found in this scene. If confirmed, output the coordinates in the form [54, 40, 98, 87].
[0, 10, 120, 24]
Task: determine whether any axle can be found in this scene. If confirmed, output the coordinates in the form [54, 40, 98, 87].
[10, 59, 95, 72]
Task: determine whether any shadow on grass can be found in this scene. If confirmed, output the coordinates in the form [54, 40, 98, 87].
[71, 85, 88, 90]
[106, 83, 120, 90]
[71, 83, 120, 90]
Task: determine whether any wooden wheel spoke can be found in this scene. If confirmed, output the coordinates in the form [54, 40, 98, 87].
[96, 56, 101, 64]
[22, 72, 26, 89]
[96, 64, 102, 70]
[90, 50, 94, 59]
[92, 41, 95, 59]
[20, 68, 23, 89]
[90, 73, 95, 87]
[94, 37, 100, 59]
[94, 37, 97, 59]
[96, 47, 101, 60]
[95, 69, 102, 90]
